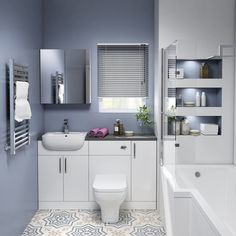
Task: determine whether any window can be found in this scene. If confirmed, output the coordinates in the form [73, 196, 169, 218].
[98, 44, 149, 112]
[99, 97, 146, 113]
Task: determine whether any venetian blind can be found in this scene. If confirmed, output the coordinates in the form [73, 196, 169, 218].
[98, 44, 149, 97]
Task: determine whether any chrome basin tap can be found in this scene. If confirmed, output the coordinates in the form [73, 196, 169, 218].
[63, 119, 69, 134]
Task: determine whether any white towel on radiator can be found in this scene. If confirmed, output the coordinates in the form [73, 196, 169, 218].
[15, 81, 32, 122]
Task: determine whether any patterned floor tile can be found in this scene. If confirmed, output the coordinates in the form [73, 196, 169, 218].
[130, 224, 166, 236]
[22, 224, 43, 236]
[22, 210, 166, 236]
[75, 210, 102, 226]
[131, 210, 163, 226]
[106, 210, 136, 228]
[43, 210, 79, 228]
[67, 224, 106, 236]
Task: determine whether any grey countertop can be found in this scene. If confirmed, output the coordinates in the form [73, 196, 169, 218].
[86, 134, 157, 141]
[38, 133, 157, 141]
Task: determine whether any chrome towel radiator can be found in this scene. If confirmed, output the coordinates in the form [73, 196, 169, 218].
[5, 59, 30, 155]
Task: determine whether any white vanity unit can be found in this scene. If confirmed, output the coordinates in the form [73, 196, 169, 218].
[38, 137, 157, 209]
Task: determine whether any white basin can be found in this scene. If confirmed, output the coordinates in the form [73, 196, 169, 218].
[42, 132, 87, 151]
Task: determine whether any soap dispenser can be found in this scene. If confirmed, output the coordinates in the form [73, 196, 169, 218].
[113, 119, 120, 136]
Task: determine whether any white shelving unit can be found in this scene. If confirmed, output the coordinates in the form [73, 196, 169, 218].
[163, 42, 234, 164]
[166, 56, 223, 136]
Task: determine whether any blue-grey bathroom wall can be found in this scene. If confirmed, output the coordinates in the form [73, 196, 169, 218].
[0, 0, 43, 235]
[43, 0, 154, 133]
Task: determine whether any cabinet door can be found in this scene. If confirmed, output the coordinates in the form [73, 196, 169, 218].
[38, 155, 63, 201]
[132, 141, 156, 201]
[64, 156, 88, 201]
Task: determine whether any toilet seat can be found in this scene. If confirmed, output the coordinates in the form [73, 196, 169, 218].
[93, 174, 127, 193]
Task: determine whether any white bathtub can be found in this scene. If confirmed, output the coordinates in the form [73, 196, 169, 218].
[161, 165, 236, 236]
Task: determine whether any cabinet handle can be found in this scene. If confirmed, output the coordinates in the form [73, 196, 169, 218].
[120, 145, 127, 150]
[133, 143, 136, 159]
[59, 158, 62, 173]
[65, 158, 67, 174]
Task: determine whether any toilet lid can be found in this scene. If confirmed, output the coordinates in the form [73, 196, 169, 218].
[93, 174, 127, 192]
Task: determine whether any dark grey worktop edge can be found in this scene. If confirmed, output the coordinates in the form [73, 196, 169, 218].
[85, 134, 157, 141]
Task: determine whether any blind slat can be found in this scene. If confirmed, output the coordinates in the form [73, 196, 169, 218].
[98, 44, 149, 97]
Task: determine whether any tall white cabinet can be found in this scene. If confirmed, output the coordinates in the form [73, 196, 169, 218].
[131, 141, 156, 201]
[38, 138, 157, 209]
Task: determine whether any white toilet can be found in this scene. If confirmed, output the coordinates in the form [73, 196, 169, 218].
[93, 174, 127, 223]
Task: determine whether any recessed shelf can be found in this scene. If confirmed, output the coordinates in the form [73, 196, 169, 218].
[176, 116, 222, 135]
[176, 59, 222, 79]
[175, 88, 222, 107]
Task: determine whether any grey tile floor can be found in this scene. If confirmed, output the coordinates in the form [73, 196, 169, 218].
[22, 209, 166, 236]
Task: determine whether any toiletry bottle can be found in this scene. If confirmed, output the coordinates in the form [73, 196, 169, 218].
[200, 63, 209, 78]
[201, 92, 206, 107]
[195, 92, 200, 107]
[119, 120, 124, 136]
[113, 119, 120, 136]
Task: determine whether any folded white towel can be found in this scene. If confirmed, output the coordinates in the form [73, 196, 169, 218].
[15, 81, 32, 122]
[58, 84, 64, 104]
[15, 81, 29, 99]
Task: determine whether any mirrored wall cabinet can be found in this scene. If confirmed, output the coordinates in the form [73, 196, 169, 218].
[40, 49, 91, 104]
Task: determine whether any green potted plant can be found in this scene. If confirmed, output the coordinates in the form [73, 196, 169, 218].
[136, 105, 153, 134]
[166, 105, 180, 135]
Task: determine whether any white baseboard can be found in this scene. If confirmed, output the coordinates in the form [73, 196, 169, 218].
[39, 201, 156, 210]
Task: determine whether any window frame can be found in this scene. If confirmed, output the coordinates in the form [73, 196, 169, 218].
[97, 43, 149, 113]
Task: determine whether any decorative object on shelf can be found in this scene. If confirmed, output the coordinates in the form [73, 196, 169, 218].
[195, 92, 201, 107]
[176, 94, 183, 107]
[200, 62, 209, 78]
[136, 105, 153, 135]
[176, 68, 184, 79]
[125, 131, 134, 137]
[200, 62, 209, 79]
[201, 92, 206, 107]
[181, 118, 190, 135]
[184, 101, 195, 107]
[200, 123, 218, 135]
[171, 120, 181, 135]
[190, 130, 200, 136]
